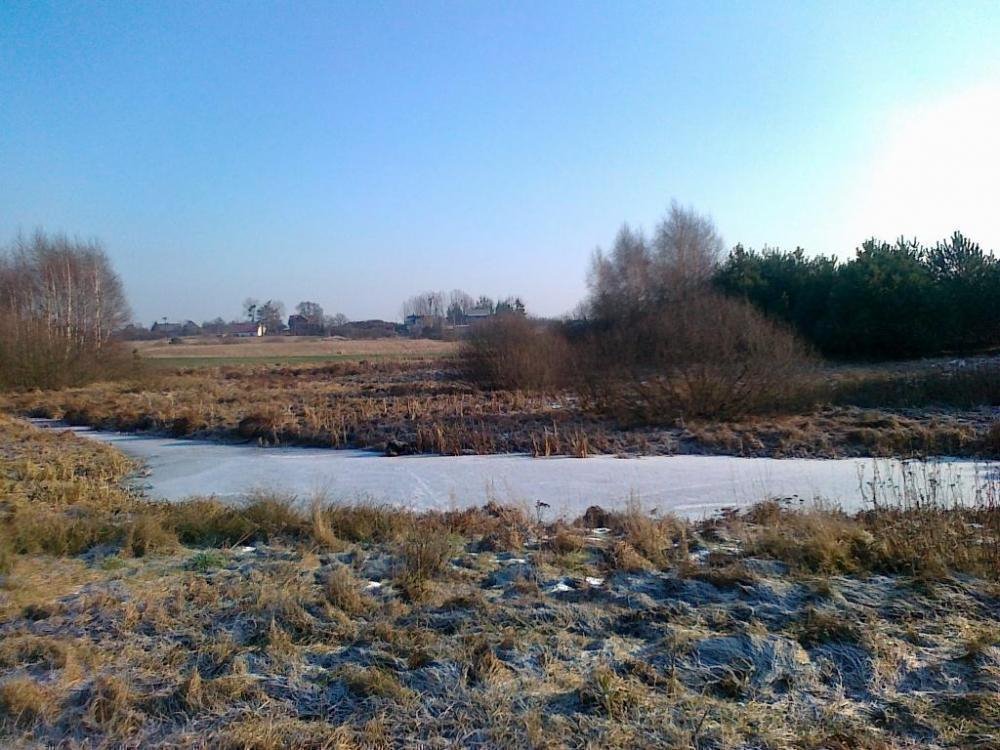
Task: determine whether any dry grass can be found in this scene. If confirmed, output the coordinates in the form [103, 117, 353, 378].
[737, 496, 1000, 579]
[323, 566, 370, 616]
[577, 664, 641, 720]
[210, 717, 353, 750]
[1, 416, 999, 748]
[130, 335, 457, 360]
[598, 499, 688, 569]
[5, 352, 1000, 460]
[0, 676, 58, 727]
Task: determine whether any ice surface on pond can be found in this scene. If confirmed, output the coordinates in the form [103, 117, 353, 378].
[39, 422, 999, 519]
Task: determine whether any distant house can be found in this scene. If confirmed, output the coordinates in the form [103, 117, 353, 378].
[227, 321, 266, 337]
[405, 314, 442, 337]
[151, 321, 182, 337]
[287, 314, 324, 336]
[464, 307, 493, 322]
[151, 320, 201, 338]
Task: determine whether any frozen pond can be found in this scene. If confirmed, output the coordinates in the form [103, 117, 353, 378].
[40, 422, 1000, 519]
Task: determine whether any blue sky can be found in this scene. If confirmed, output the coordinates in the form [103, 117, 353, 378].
[3, 1, 999, 324]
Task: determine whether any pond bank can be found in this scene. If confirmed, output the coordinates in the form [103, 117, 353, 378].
[35, 420, 1000, 518]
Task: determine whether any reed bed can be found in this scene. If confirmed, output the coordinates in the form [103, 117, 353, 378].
[4, 356, 999, 460]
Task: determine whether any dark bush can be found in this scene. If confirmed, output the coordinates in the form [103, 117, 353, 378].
[461, 314, 571, 391]
[580, 292, 816, 421]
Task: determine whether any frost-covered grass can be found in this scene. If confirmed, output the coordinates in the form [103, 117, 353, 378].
[1, 416, 998, 748]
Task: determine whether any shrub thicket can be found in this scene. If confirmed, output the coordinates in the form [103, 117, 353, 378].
[576, 291, 814, 421]
[462, 205, 815, 422]
[461, 314, 572, 391]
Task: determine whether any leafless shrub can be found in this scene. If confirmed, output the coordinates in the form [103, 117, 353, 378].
[582, 291, 815, 421]
[461, 314, 571, 391]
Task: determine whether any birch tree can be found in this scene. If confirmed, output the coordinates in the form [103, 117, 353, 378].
[0, 231, 132, 388]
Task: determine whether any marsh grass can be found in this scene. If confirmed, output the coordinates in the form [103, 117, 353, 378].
[597, 499, 689, 570]
[829, 361, 1000, 411]
[2, 415, 1000, 748]
[6, 353, 1000, 460]
[323, 565, 370, 616]
[736, 491, 1000, 580]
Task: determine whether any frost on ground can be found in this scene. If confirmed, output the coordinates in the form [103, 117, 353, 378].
[2, 521, 998, 748]
[1, 415, 998, 748]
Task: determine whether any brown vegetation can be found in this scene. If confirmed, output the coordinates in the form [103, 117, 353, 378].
[1, 417, 998, 748]
[131, 335, 457, 361]
[461, 313, 571, 391]
[3, 352, 999, 460]
[0, 231, 135, 390]
[577, 291, 816, 421]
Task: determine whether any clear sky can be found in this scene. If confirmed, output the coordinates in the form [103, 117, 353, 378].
[2, 1, 999, 324]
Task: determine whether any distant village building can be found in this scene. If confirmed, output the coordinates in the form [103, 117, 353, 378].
[151, 320, 201, 337]
[464, 307, 493, 322]
[227, 321, 266, 337]
[404, 314, 441, 337]
[287, 314, 324, 336]
[406, 306, 496, 337]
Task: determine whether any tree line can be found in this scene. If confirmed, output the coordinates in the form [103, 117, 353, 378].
[465, 203, 812, 420]
[401, 290, 526, 325]
[239, 298, 348, 334]
[713, 233, 1000, 359]
[123, 300, 351, 338]
[466, 202, 1000, 424]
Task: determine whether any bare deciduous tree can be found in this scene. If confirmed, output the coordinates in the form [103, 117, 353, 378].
[651, 201, 724, 290]
[587, 203, 724, 317]
[324, 312, 349, 328]
[295, 301, 324, 324]
[401, 291, 445, 320]
[446, 289, 475, 324]
[257, 299, 285, 333]
[0, 230, 133, 388]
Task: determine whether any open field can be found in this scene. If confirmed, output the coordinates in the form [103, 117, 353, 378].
[129, 336, 458, 368]
[1, 415, 998, 748]
[4, 350, 999, 460]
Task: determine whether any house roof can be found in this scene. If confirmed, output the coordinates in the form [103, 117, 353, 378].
[228, 322, 262, 334]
